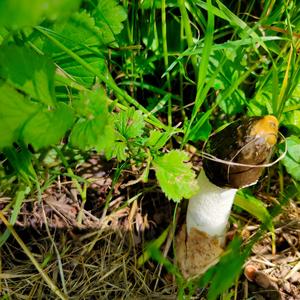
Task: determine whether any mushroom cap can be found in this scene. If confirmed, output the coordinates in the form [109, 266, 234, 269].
[203, 115, 279, 188]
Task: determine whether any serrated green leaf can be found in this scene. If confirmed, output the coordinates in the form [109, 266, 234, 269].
[69, 89, 112, 151]
[114, 108, 145, 139]
[0, 0, 80, 29]
[0, 82, 41, 149]
[0, 45, 55, 106]
[93, 0, 127, 45]
[70, 118, 113, 151]
[279, 135, 300, 181]
[153, 150, 198, 202]
[22, 103, 74, 150]
[105, 139, 127, 161]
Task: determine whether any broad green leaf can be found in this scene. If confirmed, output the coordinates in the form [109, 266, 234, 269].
[70, 119, 114, 151]
[279, 135, 300, 181]
[93, 0, 127, 45]
[0, 45, 55, 106]
[73, 88, 109, 118]
[22, 103, 74, 150]
[0, 82, 41, 149]
[234, 191, 273, 231]
[153, 150, 198, 202]
[42, 11, 102, 54]
[61, 55, 107, 88]
[0, 0, 80, 29]
[69, 89, 113, 151]
[114, 108, 145, 139]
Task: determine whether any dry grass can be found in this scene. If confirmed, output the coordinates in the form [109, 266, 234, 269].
[0, 228, 177, 299]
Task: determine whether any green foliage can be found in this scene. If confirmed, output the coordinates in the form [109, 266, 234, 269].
[199, 237, 248, 300]
[69, 89, 113, 151]
[153, 150, 199, 202]
[0, 0, 300, 297]
[105, 108, 144, 161]
[0, 82, 41, 149]
[235, 191, 273, 232]
[0, 0, 80, 29]
[93, 0, 127, 45]
[23, 103, 74, 150]
[280, 136, 300, 181]
[0, 45, 55, 106]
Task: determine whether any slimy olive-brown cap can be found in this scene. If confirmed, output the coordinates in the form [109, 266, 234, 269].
[203, 115, 279, 189]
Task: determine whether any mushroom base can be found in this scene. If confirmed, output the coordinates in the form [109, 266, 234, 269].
[176, 224, 223, 279]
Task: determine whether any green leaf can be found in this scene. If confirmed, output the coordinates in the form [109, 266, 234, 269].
[199, 237, 248, 300]
[0, 82, 41, 149]
[0, 45, 55, 106]
[0, 185, 29, 247]
[3, 146, 37, 184]
[234, 191, 273, 231]
[153, 150, 198, 202]
[279, 135, 300, 181]
[42, 11, 103, 54]
[93, 0, 127, 45]
[73, 88, 109, 118]
[114, 108, 145, 139]
[105, 137, 127, 161]
[188, 112, 212, 142]
[22, 103, 74, 150]
[61, 55, 107, 88]
[69, 89, 113, 151]
[146, 128, 178, 151]
[0, 0, 80, 29]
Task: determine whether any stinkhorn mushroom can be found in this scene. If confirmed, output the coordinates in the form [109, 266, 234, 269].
[176, 115, 279, 279]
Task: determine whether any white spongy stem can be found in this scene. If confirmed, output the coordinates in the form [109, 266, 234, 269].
[186, 170, 237, 241]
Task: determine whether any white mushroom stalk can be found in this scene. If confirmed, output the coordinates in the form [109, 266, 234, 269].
[176, 115, 279, 279]
[186, 170, 237, 243]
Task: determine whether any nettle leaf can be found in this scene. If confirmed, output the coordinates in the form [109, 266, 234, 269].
[93, 0, 127, 45]
[0, 45, 55, 106]
[0, 82, 41, 149]
[70, 89, 113, 151]
[114, 108, 145, 139]
[279, 135, 300, 181]
[0, 0, 80, 29]
[153, 150, 198, 202]
[22, 103, 74, 150]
